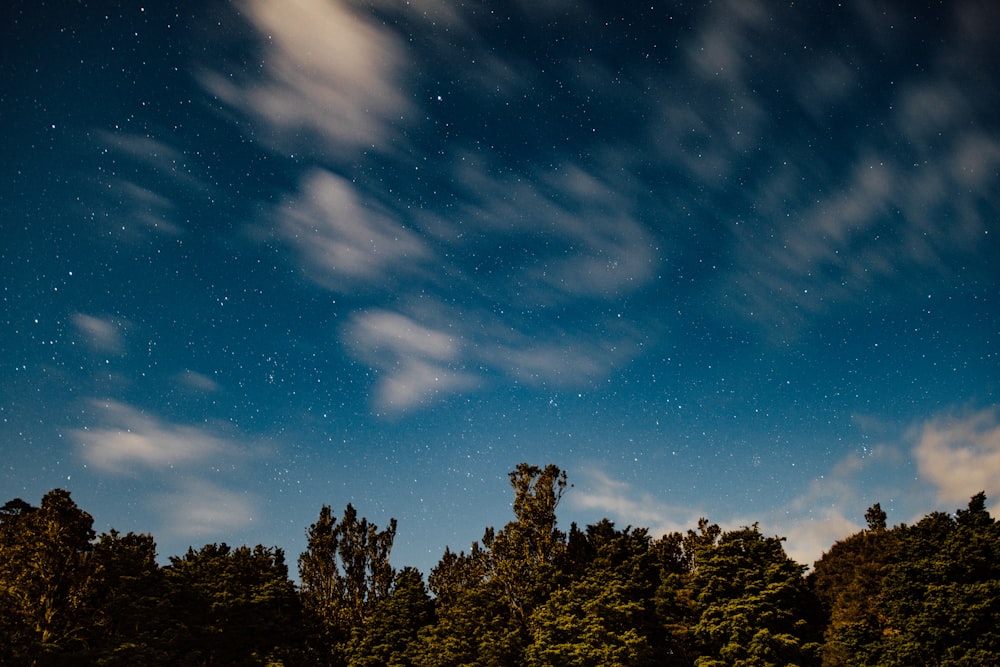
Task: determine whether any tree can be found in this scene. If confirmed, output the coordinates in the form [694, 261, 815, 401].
[809, 506, 900, 667]
[298, 503, 397, 666]
[0, 498, 40, 664]
[690, 524, 820, 666]
[346, 566, 434, 667]
[0, 489, 99, 664]
[652, 529, 701, 665]
[163, 543, 302, 665]
[875, 494, 1000, 666]
[86, 530, 169, 665]
[411, 464, 569, 666]
[865, 503, 887, 532]
[525, 521, 661, 666]
[487, 463, 568, 626]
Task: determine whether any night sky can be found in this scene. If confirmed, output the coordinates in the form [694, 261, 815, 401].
[3, 0, 999, 575]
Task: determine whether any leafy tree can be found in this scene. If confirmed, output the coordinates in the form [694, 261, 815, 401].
[298, 503, 397, 666]
[652, 529, 701, 665]
[411, 576, 517, 667]
[809, 508, 900, 667]
[526, 521, 661, 666]
[0, 489, 99, 664]
[346, 566, 434, 667]
[486, 463, 568, 627]
[865, 503, 887, 532]
[426, 542, 489, 608]
[0, 498, 40, 664]
[690, 524, 820, 667]
[86, 529, 169, 665]
[163, 543, 302, 666]
[412, 464, 569, 666]
[875, 494, 1000, 666]
[412, 540, 509, 667]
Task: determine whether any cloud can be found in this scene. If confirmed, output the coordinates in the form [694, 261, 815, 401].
[344, 308, 479, 412]
[200, 0, 410, 157]
[570, 467, 700, 537]
[774, 509, 863, 568]
[768, 406, 1000, 566]
[912, 406, 1000, 507]
[304, 156, 659, 413]
[344, 296, 642, 413]
[445, 158, 659, 300]
[71, 313, 125, 354]
[175, 370, 220, 393]
[71, 399, 264, 540]
[273, 169, 430, 289]
[153, 478, 259, 537]
[72, 399, 232, 474]
[686, 0, 767, 84]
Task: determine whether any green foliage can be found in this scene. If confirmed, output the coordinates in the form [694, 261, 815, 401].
[298, 503, 398, 666]
[487, 463, 568, 626]
[163, 542, 303, 665]
[526, 521, 661, 666]
[811, 493, 1000, 667]
[346, 566, 434, 667]
[875, 495, 1000, 666]
[3, 474, 999, 667]
[86, 529, 169, 665]
[0, 490, 99, 664]
[690, 524, 820, 667]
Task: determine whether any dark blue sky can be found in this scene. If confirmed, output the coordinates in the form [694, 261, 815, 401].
[3, 0, 999, 574]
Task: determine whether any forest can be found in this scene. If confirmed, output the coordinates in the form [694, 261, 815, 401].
[2, 463, 998, 666]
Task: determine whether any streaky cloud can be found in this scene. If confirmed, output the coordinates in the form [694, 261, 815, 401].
[71, 313, 125, 354]
[913, 405, 1000, 508]
[200, 0, 411, 157]
[273, 169, 430, 289]
[72, 399, 232, 474]
[570, 466, 700, 538]
[153, 478, 259, 537]
[344, 308, 478, 413]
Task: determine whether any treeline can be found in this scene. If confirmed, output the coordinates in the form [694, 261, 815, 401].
[1, 463, 998, 666]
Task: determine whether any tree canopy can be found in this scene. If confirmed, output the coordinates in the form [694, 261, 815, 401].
[1, 473, 997, 666]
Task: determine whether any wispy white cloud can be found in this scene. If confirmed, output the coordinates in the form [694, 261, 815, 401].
[273, 169, 430, 289]
[154, 478, 259, 537]
[303, 154, 659, 413]
[344, 308, 479, 413]
[912, 405, 1000, 508]
[445, 158, 659, 300]
[770, 405, 1000, 566]
[569, 467, 702, 538]
[73, 399, 232, 474]
[201, 0, 410, 157]
[71, 400, 263, 538]
[71, 313, 125, 354]
[175, 370, 220, 393]
[685, 0, 767, 84]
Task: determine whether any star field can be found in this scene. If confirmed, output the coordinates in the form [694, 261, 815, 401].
[2, 0, 999, 575]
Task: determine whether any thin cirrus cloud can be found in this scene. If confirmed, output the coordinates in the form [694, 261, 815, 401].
[152, 478, 260, 538]
[720, 11, 999, 327]
[272, 169, 431, 289]
[268, 154, 658, 412]
[344, 308, 479, 413]
[71, 399, 262, 537]
[570, 467, 701, 539]
[72, 399, 232, 474]
[71, 313, 125, 354]
[200, 0, 410, 157]
[568, 405, 998, 568]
